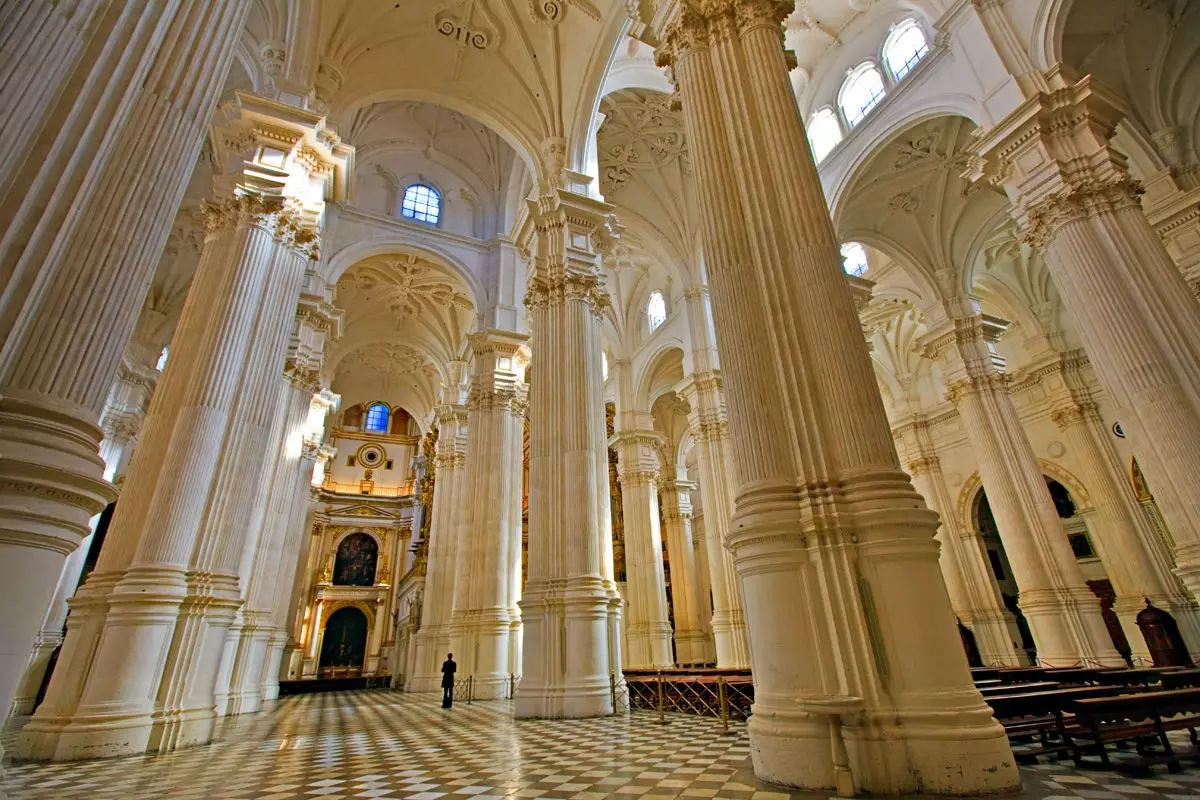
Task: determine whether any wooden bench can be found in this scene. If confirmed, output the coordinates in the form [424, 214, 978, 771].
[1095, 668, 1164, 687]
[971, 668, 1000, 682]
[998, 667, 1049, 684]
[978, 681, 1060, 696]
[1065, 688, 1200, 772]
[1161, 668, 1200, 690]
[984, 686, 1121, 764]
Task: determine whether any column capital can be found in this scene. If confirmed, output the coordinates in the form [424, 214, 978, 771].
[921, 312, 1011, 387]
[965, 77, 1143, 248]
[656, 0, 793, 69]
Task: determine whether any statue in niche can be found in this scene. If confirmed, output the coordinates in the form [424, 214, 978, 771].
[332, 532, 379, 587]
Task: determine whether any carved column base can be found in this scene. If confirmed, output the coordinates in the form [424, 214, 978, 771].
[0, 394, 115, 725]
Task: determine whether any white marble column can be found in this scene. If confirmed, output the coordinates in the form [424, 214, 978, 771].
[516, 185, 622, 718]
[690, 507, 715, 638]
[1046, 357, 1200, 660]
[409, 403, 468, 693]
[969, 79, 1200, 605]
[659, 480, 712, 665]
[677, 372, 751, 668]
[449, 331, 528, 699]
[18, 98, 349, 761]
[657, 2, 1016, 793]
[611, 425, 674, 669]
[895, 419, 1022, 667]
[922, 313, 1124, 667]
[0, 0, 250, 737]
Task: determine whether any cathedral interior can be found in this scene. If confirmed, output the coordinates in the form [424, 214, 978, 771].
[4, 0, 1200, 798]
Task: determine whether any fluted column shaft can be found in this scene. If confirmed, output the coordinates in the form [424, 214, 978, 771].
[691, 511, 714, 634]
[657, 2, 1016, 793]
[219, 374, 317, 716]
[898, 421, 1021, 666]
[0, 0, 249, 736]
[1051, 397, 1200, 660]
[659, 480, 711, 665]
[969, 81, 1200, 604]
[410, 406, 467, 693]
[449, 331, 528, 699]
[678, 373, 750, 668]
[516, 188, 621, 719]
[925, 316, 1124, 667]
[612, 431, 674, 669]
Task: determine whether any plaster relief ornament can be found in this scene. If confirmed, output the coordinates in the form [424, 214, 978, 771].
[343, 254, 472, 324]
[435, 0, 502, 51]
[598, 92, 689, 196]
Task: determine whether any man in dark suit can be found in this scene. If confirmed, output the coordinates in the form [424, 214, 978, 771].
[441, 653, 456, 708]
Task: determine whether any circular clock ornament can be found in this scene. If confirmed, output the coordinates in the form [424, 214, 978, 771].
[357, 443, 386, 468]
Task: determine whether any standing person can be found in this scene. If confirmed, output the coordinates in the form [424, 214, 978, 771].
[441, 652, 456, 708]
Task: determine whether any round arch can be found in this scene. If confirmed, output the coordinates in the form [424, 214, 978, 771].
[826, 102, 987, 220]
[333, 88, 542, 183]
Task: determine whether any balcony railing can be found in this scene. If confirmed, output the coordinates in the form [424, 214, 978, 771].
[320, 479, 414, 497]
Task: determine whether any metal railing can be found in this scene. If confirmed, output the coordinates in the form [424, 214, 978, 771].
[320, 479, 414, 497]
[452, 675, 475, 703]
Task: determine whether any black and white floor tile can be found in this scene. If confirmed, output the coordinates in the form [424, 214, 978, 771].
[2, 691, 1198, 800]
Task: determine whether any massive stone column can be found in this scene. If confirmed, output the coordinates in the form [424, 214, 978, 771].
[516, 187, 622, 718]
[611, 423, 674, 669]
[449, 331, 528, 699]
[409, 402, 468, 693]
[659, 479, 712, 665]
[0, 0, 250, 737]
[969, 79, 1200, 604]
[1045, 352, 1200, 660]
[677, 371, 751, 668]
[656, 2, 1017, 793]
[922, 313, 1124, 667]
[18, 96, 349, 761]
[894, 418, 1022, 667]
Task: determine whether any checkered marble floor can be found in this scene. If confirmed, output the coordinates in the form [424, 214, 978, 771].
[2, 691, 1199, 800]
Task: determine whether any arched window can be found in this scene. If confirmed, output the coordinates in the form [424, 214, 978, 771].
[883, 20, 930, 81]
[156, 346, 169, 371]
[401, 184, 441, 224]
[841, 242, 869, 277]
[601, 351, 609, 381]
[647, 290, 667, 331]
[364, 402, 390, 433]
[332, 533, 379, 587]
[839, 64, 887, 127]
[808, 108, 843, 163]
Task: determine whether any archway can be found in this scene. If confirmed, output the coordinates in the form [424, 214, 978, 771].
[972, 487, 1037, 662]
[1044, 477, 1132, 663]
[333, 533, 379, 587]
[319, 607, 370, 677]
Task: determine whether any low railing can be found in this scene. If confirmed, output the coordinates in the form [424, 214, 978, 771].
[321, 479, 414, 497]
[623, 669, 753, 730]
